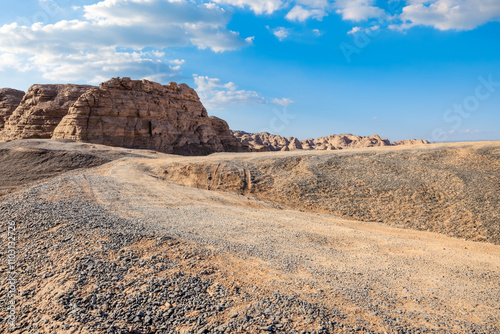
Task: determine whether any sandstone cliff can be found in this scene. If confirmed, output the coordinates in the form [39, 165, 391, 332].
[52, 78, 246, 155]
[0, 84, 93, 141]
[0, 88, 25, 130]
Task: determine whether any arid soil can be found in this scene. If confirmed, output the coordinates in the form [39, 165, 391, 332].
[158, 142, 500, 245]
[0, 139, 499, 334]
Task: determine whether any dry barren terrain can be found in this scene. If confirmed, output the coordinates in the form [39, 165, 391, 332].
[0, 139, 499, 334]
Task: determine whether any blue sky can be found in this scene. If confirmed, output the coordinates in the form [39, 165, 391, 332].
[0, 0, 499, 142]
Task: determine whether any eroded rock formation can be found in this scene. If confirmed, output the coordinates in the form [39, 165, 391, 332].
[393, 139, 430, 146]
[1, 84, 93, 141]
[52, 78, 246, 155]
[0, 88, 25, 130]
[232, 131, 407, 152]
[0, 77, 429, 155]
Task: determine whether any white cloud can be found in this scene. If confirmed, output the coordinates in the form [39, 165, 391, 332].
[212, 0, 283, 14]
[28, 47, 178, 83]
[347, 24, 379, 35]
[272, 27, 290, 41]
[193, 74, 293, 110]
[295, 0, 330, 9]
[335, 0, 500, 32]
[193, 74, 266, 109]
[0, 0, 252, 82]
[312, 28, 323, 36]
[347, 26, 362, 34]
[400, 0, 500, 31]
[272, 97, 294, 106]
[334, 0, 387, 21]
[170, 59, 185, 65]
[0, 53, 24, 71]
[285, 5, 327, 22]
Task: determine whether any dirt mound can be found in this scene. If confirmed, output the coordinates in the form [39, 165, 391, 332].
[0, 145, 111, 196]
[158, 142, 500, 244]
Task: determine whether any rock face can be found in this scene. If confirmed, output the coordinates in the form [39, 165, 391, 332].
[0, 84, 93, 141]
[0, 88, 25, 130]
[209, 116, 248, 152]
[52, 77, 246, 155]
[232, 131, 407, 152]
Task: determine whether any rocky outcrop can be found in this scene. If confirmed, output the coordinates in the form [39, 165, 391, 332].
[393, 139, 430, 146]
[209, 116, 249, 152]
[232, 131, 302, 152]
[0, 88, 25, 130]
[232, 131, 402, 152]
[52, 77, 246, 155]
[0, 84, 93, 141]
[305, 133, 391, 150]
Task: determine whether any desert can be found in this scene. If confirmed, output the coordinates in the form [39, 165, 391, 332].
[0, 78, 499, 334]
[1, 1, 500, 332]
[0, 138, 499, 334]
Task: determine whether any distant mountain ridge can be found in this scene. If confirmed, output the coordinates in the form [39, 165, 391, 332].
[232, 131, 429, 152]
[0, 77, 429, 155]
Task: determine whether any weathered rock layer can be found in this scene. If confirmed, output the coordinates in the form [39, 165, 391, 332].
[0, 84, 93, 141]
[52, 78, 245, 155]
[0, 88, 25, 130]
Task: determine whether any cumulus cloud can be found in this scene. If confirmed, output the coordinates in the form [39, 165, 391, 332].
[170, 59, 185, 65]
[400, 0, 500, 31]
[211, 0, 284, 14]
[272, 27, 290, 41]
[312, 28, 323, 36]
[347, 25, 379, 35]
[0, 0, 253, 82]
[193, 74, 266, 109]
[194, 74, 293, 110]
[0, 53, 25, 71]
[271, 97, 294, 106]
[285, 5, 327, 22]
[335, 0, 500, 31]
[334, 0, 387, 21]
[295, 0, 330, 9]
